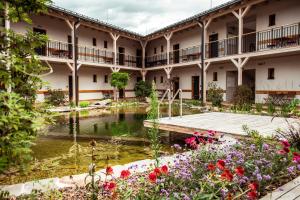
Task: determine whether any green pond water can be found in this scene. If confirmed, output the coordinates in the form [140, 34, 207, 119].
[1, 105, 200, 185]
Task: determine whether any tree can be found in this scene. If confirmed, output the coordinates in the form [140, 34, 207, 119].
[0, 0, 52, 172]
[134, 80, 152, 100]
[110, 72, 129, 101]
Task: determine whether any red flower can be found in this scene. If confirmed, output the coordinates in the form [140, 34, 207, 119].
[154, 167, 161, 176]
[194, 132, 199, 135]
[293, 152, 300, 163]
[281, 140, 290, 148]
[198, 137, 206, 145]
[207, 163, 216, 171]
[217, 160, 226, 170]
[208, 130, 216, 137]
[161, 165, 168, 174]
[120, 170, 131, 179]
[235, 166, 245, 176]
[104, 182, 116, 191]
[106, 166, 113, 175]
[221, 169, 233, 181]
[248, 182, 259, 191]
[207, 138, 213, 144]
[247, 191, 257, 200]
[185, 137, 198, 148]
[148, 172, 157, 183]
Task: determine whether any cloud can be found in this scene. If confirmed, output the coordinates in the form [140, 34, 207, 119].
[52, 0, 231, 34]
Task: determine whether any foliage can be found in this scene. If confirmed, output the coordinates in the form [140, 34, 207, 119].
[233, 85, 253, 111]
[184, 99, 203, 107]
[255, 103, 263, 113]
[267, 102, 276, 115]
[147, 83, 161, 167]
[79, 101, 90, 108]
[110, 72, 129, 90]
[0, 0, 52, 172]
[134, 80, 151, 99]
[45, 89, 66, 106]
[207, 82, 223, 107]
[276, 120, 300, 151]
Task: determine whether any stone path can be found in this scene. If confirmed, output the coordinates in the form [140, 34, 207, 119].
[261, 176, 300, 200]
[144, 112, 299, 137]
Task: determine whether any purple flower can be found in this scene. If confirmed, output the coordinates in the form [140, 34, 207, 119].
[262, 143, 269, 150]
[297, 164, 300, 170]
[263, 175, 271, 181]
[257, 174, 263, 182]
[287, 166, 295, 173]
[173, 144, 182, 150]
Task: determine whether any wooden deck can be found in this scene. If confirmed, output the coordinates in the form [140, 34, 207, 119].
[144, 112, 299, 138]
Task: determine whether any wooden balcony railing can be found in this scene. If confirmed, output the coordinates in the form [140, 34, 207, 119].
[116, 53, 142, 68]
[205, 36, 238, 59]
[146, 53, 168, 68]
[169, 45, 201, 64]
[36, 40, 72, 59]
[77, 45, 114, 64]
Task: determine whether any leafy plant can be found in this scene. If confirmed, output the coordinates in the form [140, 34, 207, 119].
[276, 120, 300, 151]
[207, 82, 223, 107]
[45, 89, 66, 106]
[134, 80, 151, 99]
[233, 85, 253, 111]
[79, 101, 90, 108]
[147, 83, 161, 167]
[267, 102, 276, 115]
[110, 72, 129, 101]
[255, 103, 263, 113]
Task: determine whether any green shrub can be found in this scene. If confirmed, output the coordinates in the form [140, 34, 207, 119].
[207, 82, 223, 107]
[134, 81, 152, 99]
[233, 85, 253, 111]
[79, 101, 90, 108]
[45, 89, 66, 106]
[255, 103, 263, 113]
[267, 102, 276, 115]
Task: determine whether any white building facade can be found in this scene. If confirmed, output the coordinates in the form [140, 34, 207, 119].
[3, 0, 300, 105]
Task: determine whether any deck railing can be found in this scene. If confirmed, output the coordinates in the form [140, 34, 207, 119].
[169, 45, 201, 64]
[116, 53, 142, 68]
[77, 45, 114, 65]
[145, 53, 168, 68]
[205, 36, 238, 59]
[36, 40, 72, 59]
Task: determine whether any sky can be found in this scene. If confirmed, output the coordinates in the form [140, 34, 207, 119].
[52, 0, 232, 35]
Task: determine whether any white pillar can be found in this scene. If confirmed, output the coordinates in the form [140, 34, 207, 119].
[203, 62, 210, 103]
[110, 33, 120, 65]
[5, 2, 11, 92]
[140, 70, 147, 81]
[203, 19, 212, 59]
[140, 41, 148, 69]
[164, 33, 173, 65]
[238, 67, 243, 86]
[231, 57, 249, 86]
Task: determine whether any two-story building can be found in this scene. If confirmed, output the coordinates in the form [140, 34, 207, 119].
[3, 0, 300, 105]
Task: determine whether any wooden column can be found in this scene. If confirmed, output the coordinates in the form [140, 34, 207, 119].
[110, 33, 120, 65]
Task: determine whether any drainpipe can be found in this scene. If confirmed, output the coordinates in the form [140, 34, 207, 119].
[73, 19, 80, 107]
[199, 21, 205, 102]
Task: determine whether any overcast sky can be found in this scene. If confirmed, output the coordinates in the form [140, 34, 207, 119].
[52, 0, 232, 35]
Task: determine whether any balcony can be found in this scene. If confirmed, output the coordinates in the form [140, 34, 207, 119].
[205, 22, 300, 59]
[36, 40, 72, 59]
[145, 53, 168, 68]
[117, 53, 142, 68]
[77, 45, 114, 65]
[170, 45, 201, 64]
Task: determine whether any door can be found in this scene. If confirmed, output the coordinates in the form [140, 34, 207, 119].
[68, 35, 72, 59]
[226, 71, 238, 102]
[243, 69, 256, 102]
[33, 28, 46, 56]
[119, 89, 124, 99]
[68, 75, 73, 102]
[172, 77, 180, 99]
[173, 44, 180, 64]
[192, 76, 200, 100]
[209, 33, 218, 58]
[118, 47, 125, 65]
[136, 49, 142, 67]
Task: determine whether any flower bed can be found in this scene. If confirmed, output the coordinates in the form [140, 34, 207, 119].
[11, 131, 300, 200]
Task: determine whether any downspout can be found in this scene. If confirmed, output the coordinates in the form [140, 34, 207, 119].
[199, 20, 205, 102]
[73, 19, 80, 107]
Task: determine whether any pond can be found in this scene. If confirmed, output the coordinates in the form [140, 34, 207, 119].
[1, 105, 201, 185]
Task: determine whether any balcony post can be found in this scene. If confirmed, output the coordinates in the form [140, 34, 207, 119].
[232, 6, 251, 54]
[65, 19, 80, 106]
[140, 40, 148, 68]
[110, 33, 120, 65]
[203, 19, 212, 59]
[164, 32, 173, 65]
[140, 70, 147, 81]
[203, 62, 210, 103]
[231, 57, 249, 86]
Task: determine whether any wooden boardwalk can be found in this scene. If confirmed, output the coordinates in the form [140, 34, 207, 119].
[144, 112, 299, 137]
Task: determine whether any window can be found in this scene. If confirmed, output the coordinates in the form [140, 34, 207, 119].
[268, 68, 275, 80]
[104, 41, 108, 48]
[154, 48, 157, 54]
[154, 76, 157, 83]
[104, 75, 108, 83]
[269, 14, 276, 26]
[92, 38, 97, 46]
[93, 74, 97, 82]
[213, 72, 218, 81]
[161, 45, 164, 53]
[160, 76, 164, 83]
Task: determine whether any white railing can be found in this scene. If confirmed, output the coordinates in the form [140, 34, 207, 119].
[157, 89, 182, 119]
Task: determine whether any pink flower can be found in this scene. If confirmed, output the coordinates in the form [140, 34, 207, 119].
[281, 140, 290, 148]
[293, 152, 300, 163]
